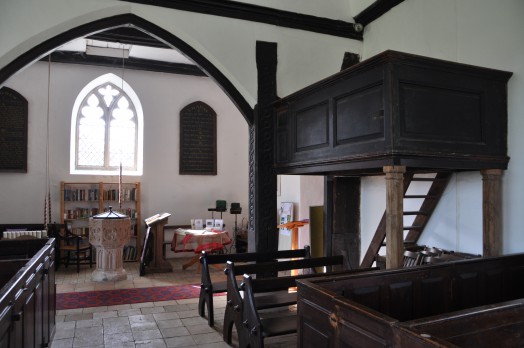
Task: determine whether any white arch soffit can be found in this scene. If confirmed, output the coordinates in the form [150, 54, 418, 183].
[0, 4, 256, 108]
[0, 3, 132, 75]
[70, 73, 144, 176]
[132, 8, 257, 108]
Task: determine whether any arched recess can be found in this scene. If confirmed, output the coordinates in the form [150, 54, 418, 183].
[0, 13, 254, 125]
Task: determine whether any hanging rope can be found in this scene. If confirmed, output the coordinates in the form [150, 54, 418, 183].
[44, 55, 52, 226]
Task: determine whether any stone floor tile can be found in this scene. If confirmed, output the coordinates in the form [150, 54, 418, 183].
[135, 338, 168, 347]
[132, 328, 163, 341]
[163, 304, 193, 312]
[141, 306, 166, 315]
[160, 326, 190, 338]
[104, 342, 136, 348]
[75, 318, 103, 328]
[104, 323, 132, 335]
[104, 331, 135, 344]
[107, 304, 132, 311]
[153, 300, 179, 307]
[191, 332, 223, 345]
[103, 316, 131, 326]
[175, 309, 199, 319]
[186, 324, 216, 335]
[82, 306, 108, 314]
[50, 338, 73, 348]
[56, 321, 76, 330]
[197, 342, 232, 348]
[57, 308, 83, 316]
[64, 313, 93, 322]
[129, 314, 155, 323]
[131, 301, 154, 309]
[164, 335, 197, 348]
[93, 310, 118, 319]
[153, 312, 180, 321]
[72, 334, 104, 347]
[53, 328, 75, 340]
[180, 317, 206, 327]
[131, 321, 159, 332]
[156, 319, 183, 329]
[118, 308, 142, 317]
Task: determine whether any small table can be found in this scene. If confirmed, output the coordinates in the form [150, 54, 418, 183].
[171, 228, 232, 270]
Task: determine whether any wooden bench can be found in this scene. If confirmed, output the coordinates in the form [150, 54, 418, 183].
[296, 252, 524, 348]
[233, 256, 376, 348]
[198, 246, 312, 326]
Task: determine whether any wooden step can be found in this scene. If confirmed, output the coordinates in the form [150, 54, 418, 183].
[361, 171, 452, 269]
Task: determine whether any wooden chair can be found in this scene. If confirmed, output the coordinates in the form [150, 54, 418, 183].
[47, 223, 92, 273]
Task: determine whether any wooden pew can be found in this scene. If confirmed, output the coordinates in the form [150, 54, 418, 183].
[198, 246, 312, 326]
[0, 238, 56, 348]
[395, 298, 524, 347]
[296, 253, 524, 348]
[224, 256, 375, 347]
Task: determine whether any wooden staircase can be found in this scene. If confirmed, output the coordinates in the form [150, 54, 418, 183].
[360, 172, 452, 268]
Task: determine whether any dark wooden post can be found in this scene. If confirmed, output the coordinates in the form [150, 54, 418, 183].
[481, 169, 503, 257]
[384, 165, 405, 269]
[248, 41, 278, 252]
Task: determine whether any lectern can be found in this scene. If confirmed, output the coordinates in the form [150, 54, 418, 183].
[140, 213, 172, 276]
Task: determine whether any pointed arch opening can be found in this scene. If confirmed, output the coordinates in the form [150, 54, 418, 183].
[71, 73, 144, 175]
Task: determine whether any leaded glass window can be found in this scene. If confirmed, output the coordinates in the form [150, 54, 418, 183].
[71, 74, 143, 175]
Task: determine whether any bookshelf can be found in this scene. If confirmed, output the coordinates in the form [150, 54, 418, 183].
[60, 181, 141, 261]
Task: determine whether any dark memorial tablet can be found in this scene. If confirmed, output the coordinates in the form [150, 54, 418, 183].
[0, 87, 28, 172]
[179, 101, 217, 175]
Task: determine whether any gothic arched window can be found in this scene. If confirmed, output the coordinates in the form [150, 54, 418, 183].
[71, 73, 143, 175]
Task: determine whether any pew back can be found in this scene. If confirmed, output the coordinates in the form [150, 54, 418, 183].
[296, 253, 524, 348]
[198, 246, 311, 326]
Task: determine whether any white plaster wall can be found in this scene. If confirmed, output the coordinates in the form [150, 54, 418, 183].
[360, 0, 524, 255]
[0, 0, 362, 108]
[1, 61, 249, 256]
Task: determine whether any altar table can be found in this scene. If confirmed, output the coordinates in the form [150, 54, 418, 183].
[171, 228, 231, 270]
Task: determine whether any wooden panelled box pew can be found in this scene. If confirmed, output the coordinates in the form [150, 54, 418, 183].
[0, 238, 56, 348]
[296, 253, 524, 348]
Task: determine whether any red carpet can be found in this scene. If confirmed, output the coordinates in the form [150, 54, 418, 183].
[57, 284, 205, 310]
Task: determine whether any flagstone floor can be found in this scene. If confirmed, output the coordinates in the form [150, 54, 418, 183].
[52, 257, 296, 348]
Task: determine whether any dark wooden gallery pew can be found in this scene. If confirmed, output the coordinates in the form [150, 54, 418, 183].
[225, 256, 377, 347]
[0, 238, 56, 348]
[198, 246, 312, 326]
[296, 253, 524, 348]
[395, 298, 524, 347]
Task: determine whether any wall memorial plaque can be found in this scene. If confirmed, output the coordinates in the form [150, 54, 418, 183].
[179, 101, 217, 175]
[0, 87, 28, 172]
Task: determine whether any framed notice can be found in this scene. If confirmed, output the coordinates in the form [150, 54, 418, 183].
[179, 101, 217, 175]
[0, 87, 28, 172]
